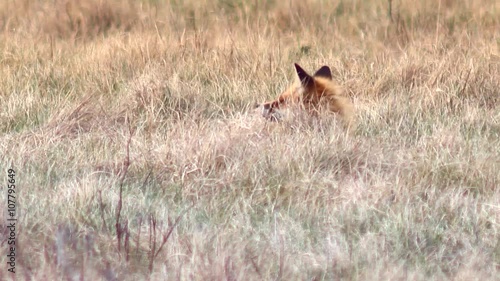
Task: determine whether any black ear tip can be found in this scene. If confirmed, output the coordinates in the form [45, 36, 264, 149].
[294, 63, 314, 86]
[294, 63, 306, 72]
[314, 65, 333, 79]
[294, 63, 308, 77]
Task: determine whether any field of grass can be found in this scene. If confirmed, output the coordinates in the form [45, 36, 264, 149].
[1, 0, 499, 280]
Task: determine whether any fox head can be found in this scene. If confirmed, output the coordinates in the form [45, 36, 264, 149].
[258, 63, 333, 122]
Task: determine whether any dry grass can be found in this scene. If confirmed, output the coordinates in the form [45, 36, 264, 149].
[1, 0, 499, 280]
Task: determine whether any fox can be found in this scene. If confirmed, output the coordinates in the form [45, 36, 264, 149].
[258, 63, 354, 128]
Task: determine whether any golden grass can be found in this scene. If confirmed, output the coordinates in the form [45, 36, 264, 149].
[1, 0, 499, 280]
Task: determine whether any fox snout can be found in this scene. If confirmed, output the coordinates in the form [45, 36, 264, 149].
[256, 103, 282, 122]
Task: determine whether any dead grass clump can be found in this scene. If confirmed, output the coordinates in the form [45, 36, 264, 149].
[46, 96, 99, 139]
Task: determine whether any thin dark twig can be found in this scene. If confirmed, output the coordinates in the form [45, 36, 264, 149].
[115, 117, 135, 253]
[148, 215, 157, 273]
[98, 190, 108, 232]
[153, 203, 195, 259]
[135, 216, 143, 258]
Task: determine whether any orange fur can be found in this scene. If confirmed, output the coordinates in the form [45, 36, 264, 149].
[259, 63, 355, 127]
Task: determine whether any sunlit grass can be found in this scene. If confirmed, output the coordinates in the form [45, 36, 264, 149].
[0, 0, 499, 280]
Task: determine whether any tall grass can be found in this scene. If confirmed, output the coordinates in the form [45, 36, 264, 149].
[1, 0, 499, 280]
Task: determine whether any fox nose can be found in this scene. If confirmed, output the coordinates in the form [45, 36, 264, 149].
[265, 111, 281, 122]
[261, 105, 271, 117]
[261, 108, 281, 122]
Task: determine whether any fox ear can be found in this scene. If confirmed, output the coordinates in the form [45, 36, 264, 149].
[294, 63, 314, 88]
[313, 66, 332, 80]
